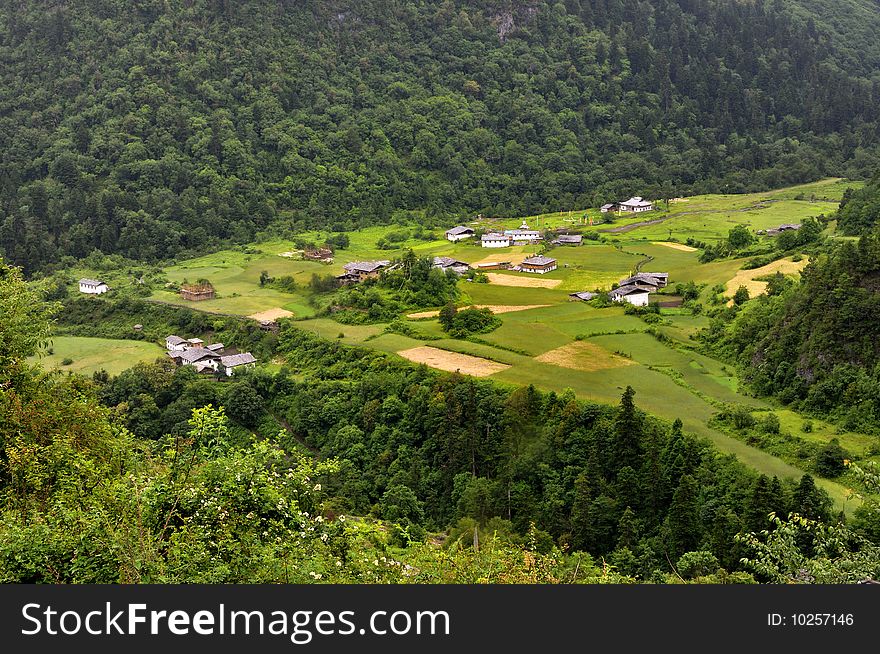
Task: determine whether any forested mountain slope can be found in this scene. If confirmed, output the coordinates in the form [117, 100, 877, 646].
[1, 0, 879, 272]
[702, 216, 880, 430]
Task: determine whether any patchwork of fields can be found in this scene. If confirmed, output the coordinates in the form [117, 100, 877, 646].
[44, 178, 868, 510]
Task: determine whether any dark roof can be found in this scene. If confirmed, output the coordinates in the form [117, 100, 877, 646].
[178, 349, 221, 364]
[570, 291, 597, 301]
[343, 260, 390, 274]
[446, 225, 474, 235]
[610, 284, 651, 298]
[522, 255, 556, 266]
[221, 353, 257, 368]
[481, 233, 511, 241]
[618, 272, 668, 287]
[433, 256, 469, 268]
[166, 335, 187, 346]
[206, 343, 225, 352]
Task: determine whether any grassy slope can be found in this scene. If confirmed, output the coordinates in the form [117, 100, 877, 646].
[30, 336, 164, 376]
[67, 178, 868, 510]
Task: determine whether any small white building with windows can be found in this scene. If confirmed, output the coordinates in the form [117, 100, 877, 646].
[220, 352, 257, 377]
[481, 233, 512, 248]
[609, 284, 651, 306]
[445, 225, 475, 242]
[166, 335, 188, 352]
[617, 197, 654, 213]
[79, 278, 109, 294]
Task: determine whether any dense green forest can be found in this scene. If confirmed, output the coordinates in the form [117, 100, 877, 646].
[2, 0, 879, 273]
[702, 213, 880, 431]
[5, 257, 880, 582]
[838, 174, 880, 234]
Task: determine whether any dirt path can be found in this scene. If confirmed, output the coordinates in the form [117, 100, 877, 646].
[269, 410, 319, 454]
[601, 217, 670, 234]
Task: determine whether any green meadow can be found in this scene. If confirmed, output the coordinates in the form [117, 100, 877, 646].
[61, 178, 868, 509]
[30, 336, 164, 377]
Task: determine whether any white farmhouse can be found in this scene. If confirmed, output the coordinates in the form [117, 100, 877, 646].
[79, 278, 109, 294]
[609, 284, 651, 306]
[165, 335, 189, 352]
[445, 226, 475, 242]
[617, 197, 654, 213]
[481, 233, 512, 248]
[504, 229, 542, 244]
[220, 352, 257, 377]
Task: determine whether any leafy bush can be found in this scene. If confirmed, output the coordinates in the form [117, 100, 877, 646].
[441, 306, 501, 338]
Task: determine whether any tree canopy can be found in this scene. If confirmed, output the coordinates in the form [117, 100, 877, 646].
[1, 0, 879, 273]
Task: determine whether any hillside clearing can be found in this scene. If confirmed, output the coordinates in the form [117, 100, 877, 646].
[652, 241, 698, 251]
[485, 273, 562, 288]
[407, 304, 550, 319]
[249, 308, 294, 321]
[535, 341, 636, 372]
[397, 346, 510, 377]
[725, 257, 809, 299]
[30, 337, 164, 376]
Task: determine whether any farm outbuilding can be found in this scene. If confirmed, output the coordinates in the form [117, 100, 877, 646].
[445, 225, 475, 242]
[617, 196, 654, 213]
[79, 278, 109, 294]
[337, 260, 391, 283]
[481, 233, 512, 248]
[180, 282, 215, 301]
[520, 255, 558, 274]
[432, 256, 471, 275]
[609, 284, 651, 306]
[504, 229, 542, 244]
[220, 352, 258, 376]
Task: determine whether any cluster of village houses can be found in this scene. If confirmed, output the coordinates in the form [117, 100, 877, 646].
[165, 335, 257, 376]
[77, 198, 657, 297]
[570, 271, 669, 307]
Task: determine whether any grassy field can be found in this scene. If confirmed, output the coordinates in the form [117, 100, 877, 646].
[30, 336, 164, 376]
[516, 177, 861, 243]
[105, 177, 855, 318]
[57, 178, 870, 510]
